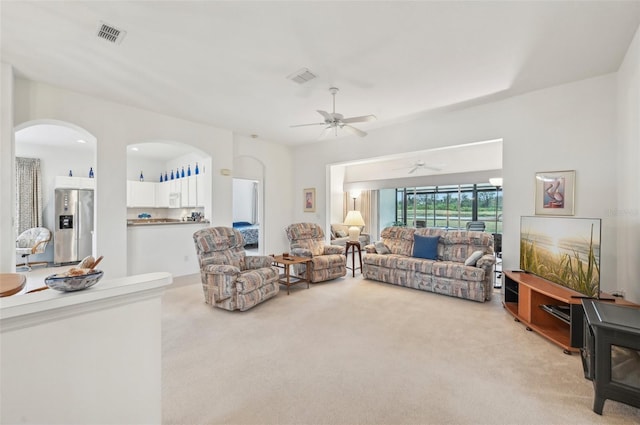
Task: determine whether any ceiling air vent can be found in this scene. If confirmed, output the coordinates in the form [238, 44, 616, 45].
[287, 67, 317, 84]
[96, 21, 126, 44]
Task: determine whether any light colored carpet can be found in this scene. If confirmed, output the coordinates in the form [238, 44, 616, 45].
[161, 274, 640, 425]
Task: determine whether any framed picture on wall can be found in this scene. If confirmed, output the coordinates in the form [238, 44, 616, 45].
[535, 170, 575, 216]
[303, 188, 316, 212]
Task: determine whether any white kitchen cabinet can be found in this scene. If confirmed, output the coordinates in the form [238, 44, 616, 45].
[155, 182, 169, 208]
[180, 175, 198, 207]
[179, 174, 205, 208]
[196, 174, 205, 207]
[127, 181, 156, 207]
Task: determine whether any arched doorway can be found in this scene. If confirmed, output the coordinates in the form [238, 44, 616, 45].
[14, 120, 97, 268]
[125, 140, 212, 277]
[233, 156, 266, 253]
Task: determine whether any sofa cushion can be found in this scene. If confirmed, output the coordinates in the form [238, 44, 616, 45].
[363, 253, 402, 269]
[431, 262, 485, 282]
[413, 234, 439, 260]
[464, 250, 484, 266]
[380, 226, 415, 256]
[440, 231, 494, 262]
[311, 254, 347, 270]
[374, 241, 391, 254]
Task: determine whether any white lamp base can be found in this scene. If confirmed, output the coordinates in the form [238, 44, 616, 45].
[348, 226, 361, 242]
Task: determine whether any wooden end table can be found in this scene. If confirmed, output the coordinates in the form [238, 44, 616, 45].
[272, 255, 312, 295]
[345, 240, 362, 277]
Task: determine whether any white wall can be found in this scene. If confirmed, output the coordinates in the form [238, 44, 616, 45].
[293, 74, 622, 297]
[233, 178, 256, 223]
[0, 64, 15, 270]
[616, 26, 640, 303]
[8, 78, 234, 278]
[127, 155, 163, 182]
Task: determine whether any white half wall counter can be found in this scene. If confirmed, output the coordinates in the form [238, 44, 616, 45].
[0, 272, 172, 425]
[127, 222, 209, 277]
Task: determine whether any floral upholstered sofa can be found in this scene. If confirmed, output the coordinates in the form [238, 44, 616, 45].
[363, 226, 496, 302]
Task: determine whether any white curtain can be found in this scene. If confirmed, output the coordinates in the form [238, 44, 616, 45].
[15, 157, 43, 234]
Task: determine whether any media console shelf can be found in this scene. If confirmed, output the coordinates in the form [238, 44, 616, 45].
[503, 270, 635, 354]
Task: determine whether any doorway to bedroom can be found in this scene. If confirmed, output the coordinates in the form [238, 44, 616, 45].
[232, 178, 260, 254]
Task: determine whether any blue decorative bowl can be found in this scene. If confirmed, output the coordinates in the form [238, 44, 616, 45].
[44, 270, 104, 292]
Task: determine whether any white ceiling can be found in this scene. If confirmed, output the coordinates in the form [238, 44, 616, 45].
[3, 1, 640, 147]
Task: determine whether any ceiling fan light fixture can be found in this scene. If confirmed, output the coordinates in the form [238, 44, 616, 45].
[290, 87, 374, 138]
[287, 67, 317, 84]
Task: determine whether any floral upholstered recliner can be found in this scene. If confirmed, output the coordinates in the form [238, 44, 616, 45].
[193, 227, 280, 311]
[285, 223, 347, 283]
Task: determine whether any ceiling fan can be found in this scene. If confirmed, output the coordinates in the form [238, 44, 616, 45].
[290, 87, 376, 138]
[406, 160, 443, 174]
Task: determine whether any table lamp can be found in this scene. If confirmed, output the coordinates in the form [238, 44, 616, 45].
[344, 211, 365, 242]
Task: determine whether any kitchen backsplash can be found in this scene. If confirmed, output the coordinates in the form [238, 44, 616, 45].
[126, 207, 204, 221]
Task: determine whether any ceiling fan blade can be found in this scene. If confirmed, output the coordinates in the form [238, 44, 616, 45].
[290, 122, 326, 128]
[342, 124, 367, 137]
[408, 166, 418, 174]
[317, 110, 332, 121]
[341, 114, 377, 124]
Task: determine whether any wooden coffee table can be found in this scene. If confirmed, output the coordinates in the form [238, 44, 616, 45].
[272, 255, 312, 295]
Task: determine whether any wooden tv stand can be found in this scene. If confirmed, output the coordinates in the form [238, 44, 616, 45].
[502, 270, 635, 354]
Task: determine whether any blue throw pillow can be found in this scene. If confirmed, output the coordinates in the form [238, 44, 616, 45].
[413, 234, 439, 260]
[232, 221, 252, 228]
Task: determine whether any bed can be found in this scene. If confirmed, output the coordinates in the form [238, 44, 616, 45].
[232, 222, 259, 246]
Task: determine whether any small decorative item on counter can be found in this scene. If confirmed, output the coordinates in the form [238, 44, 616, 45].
[89, 167, 94, 178]
[170, 170, 174, 180]
[195, 162, 199, 175]
[68, 170, 73, 177]
[139, 171, 144, 182]
[187, 164, 191, 176]
[42, 255, 105, 292]
[138, 212, 151, 219]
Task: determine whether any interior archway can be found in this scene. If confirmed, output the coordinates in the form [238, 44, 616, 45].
[233, 155, 266, 254]
[14, 120, 98, 268]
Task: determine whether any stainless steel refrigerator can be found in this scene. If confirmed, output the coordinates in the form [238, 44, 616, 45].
[54, 188, 94, 264]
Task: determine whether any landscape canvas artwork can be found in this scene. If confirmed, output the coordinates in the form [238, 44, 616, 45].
[520, 216, 601, 298]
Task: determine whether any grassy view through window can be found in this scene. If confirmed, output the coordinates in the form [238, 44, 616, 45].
[396, 184, 502, 233]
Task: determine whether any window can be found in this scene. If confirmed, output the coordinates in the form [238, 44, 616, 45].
[395, 184, 502, 233]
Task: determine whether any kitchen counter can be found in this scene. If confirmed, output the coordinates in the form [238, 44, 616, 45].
[127, 218, 210, 226]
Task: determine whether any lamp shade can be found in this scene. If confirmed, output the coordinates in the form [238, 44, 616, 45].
[344, 211, 365, 226]
[344, 210, 365, 242]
